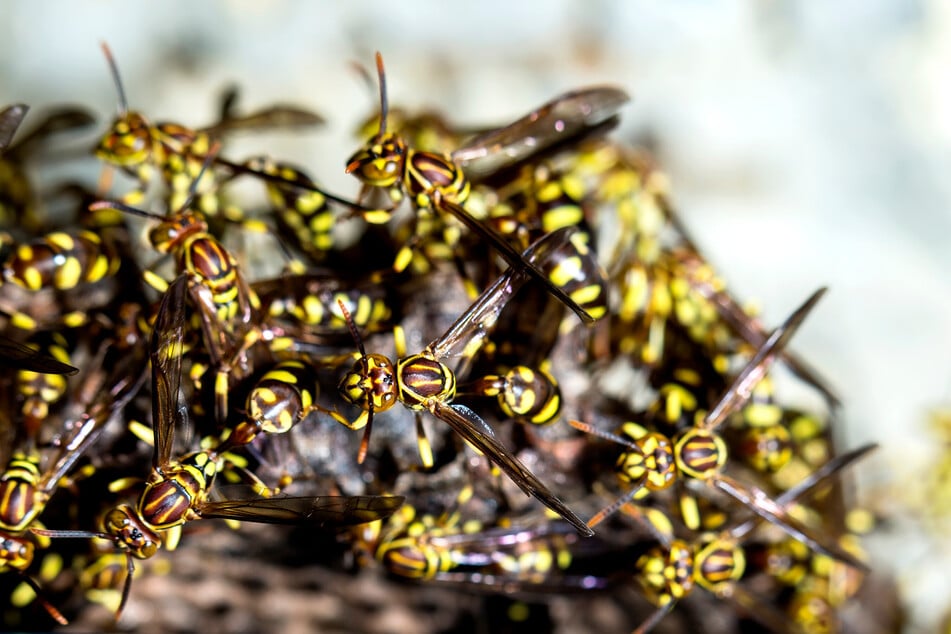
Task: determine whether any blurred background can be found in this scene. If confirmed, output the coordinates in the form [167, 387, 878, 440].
[1, 1, 948, 631]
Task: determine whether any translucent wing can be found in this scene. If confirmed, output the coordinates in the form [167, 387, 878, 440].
[729, 442, 878, 541]
[196, 494, 405, 527]
[709, 474, 867, 571]
[150, 274, 190, 470]
[431, 402, 592, 537]
[7, 106, 96, 155]
[428, 226, 587, 361]
[39, 339, 149, 495]
[210, 84, 324, 132]
[452, 86, 630, 173]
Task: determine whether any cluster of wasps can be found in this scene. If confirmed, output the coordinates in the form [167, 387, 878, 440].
[0, 46, 881, 632]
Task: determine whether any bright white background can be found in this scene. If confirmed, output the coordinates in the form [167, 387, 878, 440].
[2, 2, 948, 630]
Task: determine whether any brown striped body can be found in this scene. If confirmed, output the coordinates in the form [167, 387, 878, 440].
[137, 451, 218, 531]
[396, 354, 456, 410]
[674, 428, 727, 481]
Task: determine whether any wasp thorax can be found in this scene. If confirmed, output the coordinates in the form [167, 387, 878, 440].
[674, 427, 727, 480]
[694, 537, 745, 593]
[0, 478, 35, 529]
[339, 354, 398, 412]
[346, 133, 407, 188]
[148, 211, 205, 253]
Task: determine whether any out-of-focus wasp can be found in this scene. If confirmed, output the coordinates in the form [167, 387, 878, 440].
[354, 490, 611, 591]
[252, 268, 397, 342]
[344, 52, 626, 323]
[94, 43, 323, 213]
[571, 288, 866, 567]
[35, 275, 404, 619]
[336, 227, 592, 536]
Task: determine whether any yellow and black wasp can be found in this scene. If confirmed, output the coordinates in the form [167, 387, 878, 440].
[335, 227, 593, 536]
[343, 52, 626, 323]
[36, 274, 404, 619]
[354, 494, 613, 591]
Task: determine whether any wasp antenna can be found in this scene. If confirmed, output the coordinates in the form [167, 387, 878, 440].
[337, 298, 366, 358]
[100, 42, 129, 116]
[375, 51, 388, 136]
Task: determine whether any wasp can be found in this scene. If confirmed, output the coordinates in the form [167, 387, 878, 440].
[0, 225, 127, 333]
[0, 326, 148, 625]
[91, 141, 277, 421]
[571, 288, 866, 567]
[629, 442, 876, 634]
[36, 275, 403, 619]
[344, 52, 626, 323]
[336, 227, 592, 537]
[94, 43, 324, 214]
[350, 483, 602, 590]
[95, 42, 383, 251]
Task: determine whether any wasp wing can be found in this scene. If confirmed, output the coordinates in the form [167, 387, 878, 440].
[702, 287, 827, 432]
[202, 106, 324, 135]
[452, 86, 629, 175]
[38, 337, 149, 495]
[196, 494, 405, 527]
[432, 402, 592, 537]
[7, 106, 96, 155]
[710, 474, 867, 571]
[728, 442, 877, 541]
